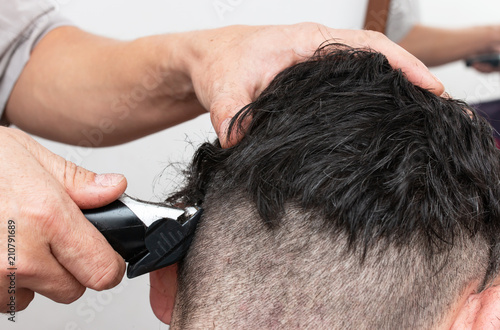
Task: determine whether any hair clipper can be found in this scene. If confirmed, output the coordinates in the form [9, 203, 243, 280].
[82, 194, 202, 278]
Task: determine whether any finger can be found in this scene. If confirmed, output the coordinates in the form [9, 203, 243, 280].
[11, 129, 127, 209]
[48, 201, 127, 291]
[17, 245, 85, 304]
[12, 170, 127, 293]
[45, 159, 127, 209]
[150, 264, 178, 325]
[210, 94, 252, 148]
[473, 62, 496, 73]
[1, 128, 126, 300]
[1, 288, 34, 312]
[11, 147, 128, 292]
[333, 29, 445, 95]
[384, 45, 444, 94]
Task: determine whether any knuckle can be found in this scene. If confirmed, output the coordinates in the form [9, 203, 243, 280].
[363, 30, 386, 41]
[346, 30, 388, 48]
[4, 127, 41, 153]
[26, 195, 67, 238]
[57, 285, 86, 304]
[296, 21, 323, 30]
[86, 258, 125, 291]
[63, 160, 79, 188]
[3, 126, 29, 141]
[63, 160, 94, 189]
[60, 160, 95, 190]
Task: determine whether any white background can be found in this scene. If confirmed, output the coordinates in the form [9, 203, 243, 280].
[3, 0, 500, 329]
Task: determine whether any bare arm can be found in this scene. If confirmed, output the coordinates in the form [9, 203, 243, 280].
[5, 26, 204, 146]
[6, 24, 444, 148]
[0, 23, 444, 314]
[398, 24, 500, 67]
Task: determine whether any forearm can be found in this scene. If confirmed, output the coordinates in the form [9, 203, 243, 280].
[5, 26, 205, 146]
[398, 24, 500, 67]
[5, 24, 443, 149]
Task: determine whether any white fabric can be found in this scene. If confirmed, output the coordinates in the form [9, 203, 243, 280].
[0, 0, 72, 123]
[386, 0, 420, 42]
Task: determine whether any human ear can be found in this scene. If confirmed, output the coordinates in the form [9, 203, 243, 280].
[149, 264, 178, 325]
[450, 279, 500, 329]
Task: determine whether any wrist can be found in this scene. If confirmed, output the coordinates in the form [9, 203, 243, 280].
[147, 33, 197, 102]
[165, 29, 213, 109]
[479, 25, 500, 54]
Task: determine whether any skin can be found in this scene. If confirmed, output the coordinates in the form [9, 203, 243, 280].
[0, 127, 127, 309]
[399, 24, 500, 71]
[450, 286, 500, 329]
[449, 277, 500, 329]
[0, 23, 443, 313]
[6, 24, 443, 147]
[151, 266, 500, 328]
[149, 23, 500, 327]
[150, 265, 178, 325]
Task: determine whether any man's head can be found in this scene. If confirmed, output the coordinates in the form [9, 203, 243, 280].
[150, 45, 500, 329]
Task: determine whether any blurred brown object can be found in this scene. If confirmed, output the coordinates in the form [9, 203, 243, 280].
[364, 0, 391, 33]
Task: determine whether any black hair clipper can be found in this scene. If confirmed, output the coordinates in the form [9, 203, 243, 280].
[83, 194, 202, 278]
[465, 53, 500, 68]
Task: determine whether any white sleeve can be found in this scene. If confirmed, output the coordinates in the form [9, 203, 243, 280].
[385, 0, 420, 43]
[0, 0, 73, 124]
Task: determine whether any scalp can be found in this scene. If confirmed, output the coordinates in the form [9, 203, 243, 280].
[169, 45, 500, 329]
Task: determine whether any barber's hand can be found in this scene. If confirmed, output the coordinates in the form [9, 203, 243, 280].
[471, 28, 500, 73]
[471, 62, 500, 73]
[180, 23, 444, 147]
[0, 127, 127, 311]
[471, 47, 500, 74]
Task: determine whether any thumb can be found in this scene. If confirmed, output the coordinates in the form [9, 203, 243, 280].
[18, 131, 127, 208]
[64, 170, 127, 209]
[210, 93, 253, 148]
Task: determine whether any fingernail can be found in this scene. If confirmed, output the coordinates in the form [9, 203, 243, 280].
[95, 173, 124, 187]
[441, 91, 451, 99]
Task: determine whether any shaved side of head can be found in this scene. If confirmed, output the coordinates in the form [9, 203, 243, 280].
[168, 45, 500, 329]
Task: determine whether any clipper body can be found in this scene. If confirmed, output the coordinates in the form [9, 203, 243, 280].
[83, 195, 202, 278]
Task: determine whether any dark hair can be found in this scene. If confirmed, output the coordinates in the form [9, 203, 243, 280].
[169, 44, 500, 329]
[171, 44, 500, 258]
